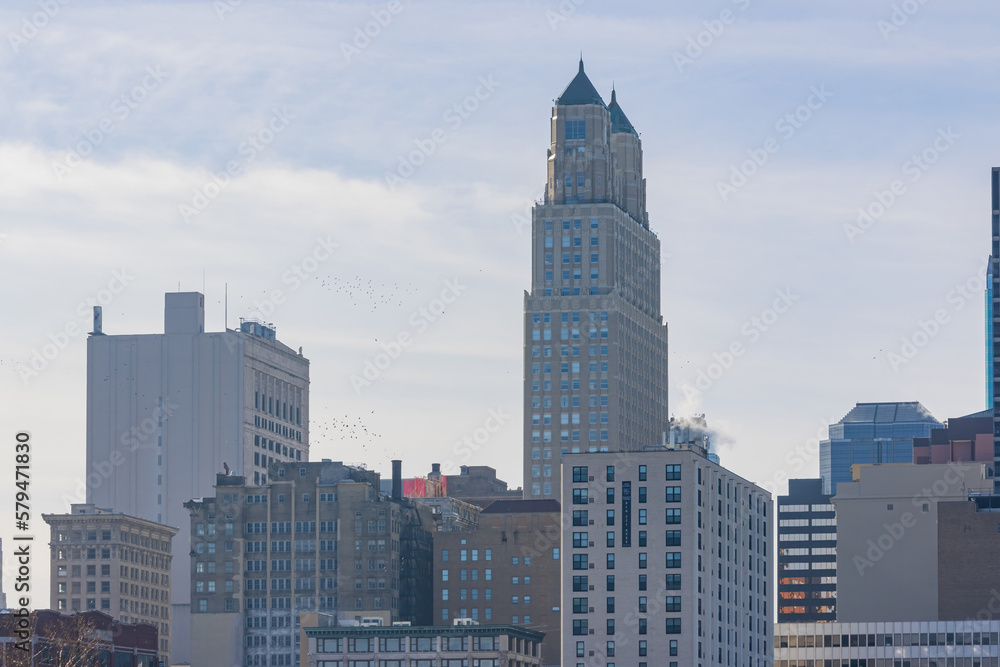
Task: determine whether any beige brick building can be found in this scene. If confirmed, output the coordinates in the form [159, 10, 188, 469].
[42, 503, 177, 664]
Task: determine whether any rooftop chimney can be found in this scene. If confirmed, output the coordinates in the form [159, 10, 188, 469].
[92, 306, 103, 335]
[391, 460, 402, 501]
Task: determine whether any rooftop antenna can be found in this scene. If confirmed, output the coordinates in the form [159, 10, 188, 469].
[225, 282, 229, 331]
[202, 269, 206, 294]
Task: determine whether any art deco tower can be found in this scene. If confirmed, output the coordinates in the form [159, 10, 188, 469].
[523, 60, 669, 499]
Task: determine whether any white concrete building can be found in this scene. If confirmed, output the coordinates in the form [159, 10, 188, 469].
[561, 443, 772, 667]
[85, 292, 309, 663]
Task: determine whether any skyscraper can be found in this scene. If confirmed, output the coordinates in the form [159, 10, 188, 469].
[523, 61, 670, 499]
[991, 166, 1000, 490]
[818, 401, 942, 495]
[85, 292, 309, 663]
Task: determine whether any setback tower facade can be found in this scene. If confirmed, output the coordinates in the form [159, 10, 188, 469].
[523, 61, 669, 499]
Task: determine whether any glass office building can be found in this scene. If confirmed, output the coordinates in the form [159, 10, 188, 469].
[819, 402, 943, 495]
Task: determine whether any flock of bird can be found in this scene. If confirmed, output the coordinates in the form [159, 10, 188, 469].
[315, 276, 417, 310]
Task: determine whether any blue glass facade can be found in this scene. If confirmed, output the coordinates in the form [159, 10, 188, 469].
[819, 402, 943, 495]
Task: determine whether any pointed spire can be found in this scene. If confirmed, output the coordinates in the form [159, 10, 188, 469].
[556, 58, 605, 107]
[608, 86, 638, 136]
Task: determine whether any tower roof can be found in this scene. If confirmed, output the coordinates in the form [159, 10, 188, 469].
[608, 87, 638, 136]
[556, 58, 606, 107]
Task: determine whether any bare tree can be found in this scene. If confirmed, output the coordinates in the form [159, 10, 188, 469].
[5, 613, 106, 667]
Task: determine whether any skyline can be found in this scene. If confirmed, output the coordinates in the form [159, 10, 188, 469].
[1, 0, 998, 607]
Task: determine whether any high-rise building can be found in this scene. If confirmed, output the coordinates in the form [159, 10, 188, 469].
[41, 504, 177, 664]
[560, 443, 772, 667]
[776, 479, 836, 623]
[0, 538, 6, 610]
[988, 255, 994, 408]
[184, 460, 435, 667]
[85, 291, 310, 662]
[818, 402, 943, 495]
[432, 499, 562, 667]
[522, 61, 670, 500]
[990, 166, 1000, 490]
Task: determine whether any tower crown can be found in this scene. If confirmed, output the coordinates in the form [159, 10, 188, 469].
[555, 58, 606, 107]
[608, 88, 638, 136]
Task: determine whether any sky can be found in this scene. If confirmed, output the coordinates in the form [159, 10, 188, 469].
[1, 0, 998, 605]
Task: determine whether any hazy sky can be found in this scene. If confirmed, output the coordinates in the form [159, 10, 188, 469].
[1, 0, 998, 603]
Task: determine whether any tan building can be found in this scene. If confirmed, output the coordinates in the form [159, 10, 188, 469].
[42, 504, 177, 664]
[304, 624, 545, 667]
[523, 61, 670, 500]
[833, 462, 993, 622]
[432, 499, 561, 667]
[561, 445, 772, 667]
[184, 460, 435, 667]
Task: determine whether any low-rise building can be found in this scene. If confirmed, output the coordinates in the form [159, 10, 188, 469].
[303, 623, 545, 667]
[775, 620, 1000, 667]
[0, 609, 158, 666]
[41, 504, 176, 664]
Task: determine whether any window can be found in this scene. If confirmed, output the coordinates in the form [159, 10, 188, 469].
[573, 576, 588, 592]
[665, 574, 680, 589]
[666, 486, 681, 503]
[638, 487, 647, 503]
[606, 510, 614, 526]
[606, 575, 614, 592]
[638, 553, 647, 569]
[566, 120, 585, 141]
[666, 464, 681, 480]
[573, 510, 588, 526]
[669, 640, 678, 656]
[573, 532, 588, 548]
[573, 489, 589, 505]
[606, 553, 615, 569]
[606, 466, 615, 482]
[666, 552, 681, 568]
[573, 619, 589, 636]
[666, 596, 681, 612]
[638, 509, 647, 525]
[573, 554, 588, 570]
[666, 530, 681, 546]
[666, 509, 681, 524]
[639, 574, 648, 590]
[572, 466, 588, 483]
[573, 597, 588, 613]
[666, 618, 681, 634]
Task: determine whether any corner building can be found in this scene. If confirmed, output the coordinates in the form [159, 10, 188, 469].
[561, 445, 772, 667]
[523, 61, 670, 499]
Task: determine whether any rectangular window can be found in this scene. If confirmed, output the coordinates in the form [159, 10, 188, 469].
[666, 552, 681, 568]
[666, 618, 681, 634]
[666, 508, 681, 524]
[666, 486, 681, 503]
[566, 120, 585, 141]
[666, 464, 681, 480]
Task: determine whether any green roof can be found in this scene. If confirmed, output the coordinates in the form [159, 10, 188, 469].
[608, 88, 638, 136]
[556, 59, 605, 107]
[305, 624, 545, 642]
